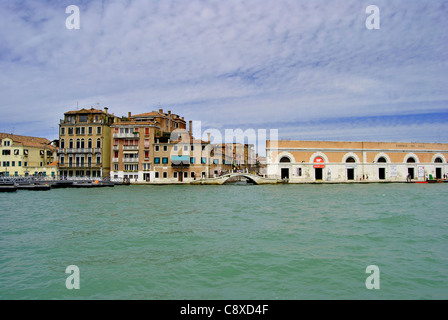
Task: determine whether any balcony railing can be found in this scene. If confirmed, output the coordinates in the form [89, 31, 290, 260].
[60, 163, 102, 168]
[64, 148, 94, 154]
[112, 145, 119, 151]
[123, 158, 139, 163]
[123, 145, 139, 151]
[113, 133, 139, 139]
[112, 158, 119, 163]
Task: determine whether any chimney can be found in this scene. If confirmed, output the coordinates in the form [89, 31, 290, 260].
[207, 132, 211, 143]
[168, 110, 171, 115]
[159, 108, 163, 113]
[189, 121, 192, 136]
[128, 112, 132, 118]
[104, 107, 109, 113]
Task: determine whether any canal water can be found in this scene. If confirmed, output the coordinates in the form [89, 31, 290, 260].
[0, 183, 447, 299]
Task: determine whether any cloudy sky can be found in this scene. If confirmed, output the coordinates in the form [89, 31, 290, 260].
[0, 0, 447, 152]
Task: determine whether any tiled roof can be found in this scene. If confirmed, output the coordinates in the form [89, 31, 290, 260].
[132, 111, 163, 118]
[0, 133, 52, 148]
[65, 107, 113, 116]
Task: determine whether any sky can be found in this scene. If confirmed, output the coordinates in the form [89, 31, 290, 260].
[0, 0, 447, 155]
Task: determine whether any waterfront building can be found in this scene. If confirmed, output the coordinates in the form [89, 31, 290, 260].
[58, 107, 117, 178]
[211, 143, 256, 174]
[110, 109, 221, 183]
[0, 133, 57, 178]
[266, 140, 448, 182]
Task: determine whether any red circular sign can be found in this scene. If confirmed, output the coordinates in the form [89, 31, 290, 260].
[314, 157, 325, 168]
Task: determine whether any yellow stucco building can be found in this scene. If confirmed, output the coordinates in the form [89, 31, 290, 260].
[0, 133, 57, 178]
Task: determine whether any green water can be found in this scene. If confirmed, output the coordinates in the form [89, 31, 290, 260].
[1, 184, 447, 300]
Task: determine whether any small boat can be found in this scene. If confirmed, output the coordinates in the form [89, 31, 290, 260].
[0, 180, 17, 192]
[16, 183, 51, 191]
[51, 180, 74, 188]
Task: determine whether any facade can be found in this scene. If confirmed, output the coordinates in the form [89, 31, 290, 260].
[110, 109, 223, 183]
[211, 143, 256, 174]
[266, 140, 448, 183]
[58, 107, 117, 178]
[0, 133, 57, 178]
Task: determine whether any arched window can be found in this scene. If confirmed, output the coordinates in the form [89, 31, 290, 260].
[435, 157, 443, 163]
[69, 139, 74, 149]
[80, 139, 85, 149]
[377, 157, 387, 163]
[407, 157, 416, 163]
[88, 139, 92, 149]
[279, 157, 291, 163]
[346, 157, 356, 163]
[60, 139, 65, 149]
[76, 139, 81, 149]
[96, 138, 101, 149]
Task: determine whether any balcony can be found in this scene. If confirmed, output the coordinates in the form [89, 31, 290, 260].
[64, 148, 94, 154]
[60, 163, 101, 168]
[112, 158, 119, 163]
[94, 148, 102, 153]
[113, 132, 139, 139]
[123, 158, 139, 163]
[123, 146, 139, 151]
[112, 145, 119, 151]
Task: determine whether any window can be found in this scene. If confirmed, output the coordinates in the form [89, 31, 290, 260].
[162, 157, 168, 164]
[213, 159, 219, 165]
[145, 128, 150, 135]
[96, 155, 101, 164]
[3, 140, 10, 146]
[76, 139, 81, 148]
[191, 145, 195, 151]
[435, 157, 443, 163]
[174, 172, 178, 178]
[88, 127, 93, 135]
[174, 145, 179, 152]
[97, 127, 102, 134]
[377, 157, 387, 163]
[61, 127, 65, 135]
[346, 157, 356, 163]
[114, 164, 119, 171]
[280, 157, 291, 163]
[202, 145, 206, 151]
[154, 157, 160, 164]
[24, 162, 28, 167]
[201, 157, 207, 164]
[11, 161, 15, 167]
[184, 145, 188, 151]
[191, 172, 195, 178]
[155, 172, 159, 178]
[190, 157, 195, 164]
[297, 167, 302, 176]
[79, 115, 88, 122]
[2, 150, 11, 155]
[81, 139, 85, 149]
[81, 127, 85, 135]
[60, 140, 65, 149]
[88, 139, 92, 148]
[40, 162, 43, 167]
[96, 139, 101, 148]
[76, 127, 81, 135]
[163, 145, 168, 152]
[68, 127, 74, 135]
[407, 157, 416, 163]
[163, 172, 167, 179]
[184, 172, 188, 178]
[155, 145, 160, 152]
[18, 161, 22, 167]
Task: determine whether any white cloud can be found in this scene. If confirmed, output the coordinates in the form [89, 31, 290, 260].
[0, 0, 447, 143]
